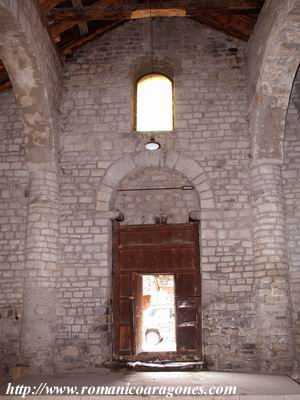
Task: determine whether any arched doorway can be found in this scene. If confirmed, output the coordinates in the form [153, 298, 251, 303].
[111, 165, 203, 361]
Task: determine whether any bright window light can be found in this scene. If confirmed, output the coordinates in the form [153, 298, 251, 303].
[136, 74, 173, 132]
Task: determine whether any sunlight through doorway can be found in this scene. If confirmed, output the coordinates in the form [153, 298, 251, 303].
[141, 274, 176, 352]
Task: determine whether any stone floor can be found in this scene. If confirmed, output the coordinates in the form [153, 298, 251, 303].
[1, 370, 300, 399]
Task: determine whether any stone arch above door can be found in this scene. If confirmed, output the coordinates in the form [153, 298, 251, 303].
[96, 150, 215, 213]
[114, 166, 201, 225]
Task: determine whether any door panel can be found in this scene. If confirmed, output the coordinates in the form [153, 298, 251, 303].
[113, 223, 201, 360]
[177, 326, 198, 351]
[175, 272, 200, 354]
[119, 325, 131, 353]
[120, 273, 130, 296]
[119, 300, 131, 322]
[175, 273, 198, 296]
[132, 273, 144, 355]
[177, 307, 197, 324]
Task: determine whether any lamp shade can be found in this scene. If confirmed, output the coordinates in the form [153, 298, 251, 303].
[145, 137, 161, 151]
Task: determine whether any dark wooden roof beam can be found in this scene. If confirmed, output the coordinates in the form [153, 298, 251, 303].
[49, 0, 118, 42]
[48, 0, 264, 22]
[72, 0, 89, 36]
[39, 0, 67, 13]
[0, 61, 6, 73]
[61, 20, 124, 54]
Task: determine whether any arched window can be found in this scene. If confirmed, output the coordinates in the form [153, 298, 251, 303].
[136, 73, 173, 132]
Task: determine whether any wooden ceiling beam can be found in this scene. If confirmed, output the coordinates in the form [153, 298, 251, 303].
[0, 68, 11, 92]
[61, 20, 124, 55]
[1, 0, 263, 92]
[0, 80, 12, 92]
[47, 0, 263, 22]
[0, 61, 6, 73]
[193, 13, 255, 41]
[39, 0, 66, 13]
[50, 20, 77, 40]
[72, 0, 89, 36]
[49, 0, 119, 42]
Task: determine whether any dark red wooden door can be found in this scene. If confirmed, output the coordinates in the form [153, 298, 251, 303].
[175, 273, 201, 353]
[132, 273, 144, 355]
[113, 223, 201, 360]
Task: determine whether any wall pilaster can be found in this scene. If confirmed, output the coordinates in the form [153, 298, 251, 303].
[20, 162, 59, 373]
[251, 161, 294, 372]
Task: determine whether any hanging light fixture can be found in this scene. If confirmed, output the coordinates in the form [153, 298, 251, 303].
[145, 0, 161, 151]
[145, 136, 161, 151]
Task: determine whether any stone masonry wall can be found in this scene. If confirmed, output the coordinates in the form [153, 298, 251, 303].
[58, 18, 255, 372]
[283, 67, 300, 375]
[115, 168, 199, 225]
[0, 8, 298, 378]
[0, 0, 62, 374]
[0, 90, 29, 375]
